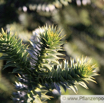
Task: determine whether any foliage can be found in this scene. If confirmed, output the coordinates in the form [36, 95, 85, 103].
[0, 25, 98, 102]
[0, 0, 104, 102]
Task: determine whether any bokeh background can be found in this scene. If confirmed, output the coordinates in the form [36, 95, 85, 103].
[0, 0, 104, 103]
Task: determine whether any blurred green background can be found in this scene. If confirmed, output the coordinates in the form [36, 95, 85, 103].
[0, 0, 104, 103]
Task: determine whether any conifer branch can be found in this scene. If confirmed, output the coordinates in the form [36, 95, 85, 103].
[0, 25, 98, 103]
[0, 29, 30, 73]
[41, 57, 98, 94]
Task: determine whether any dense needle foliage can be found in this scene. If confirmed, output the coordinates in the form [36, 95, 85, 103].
[0, 25, 98, 102]
[0, 0, 103, 103]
